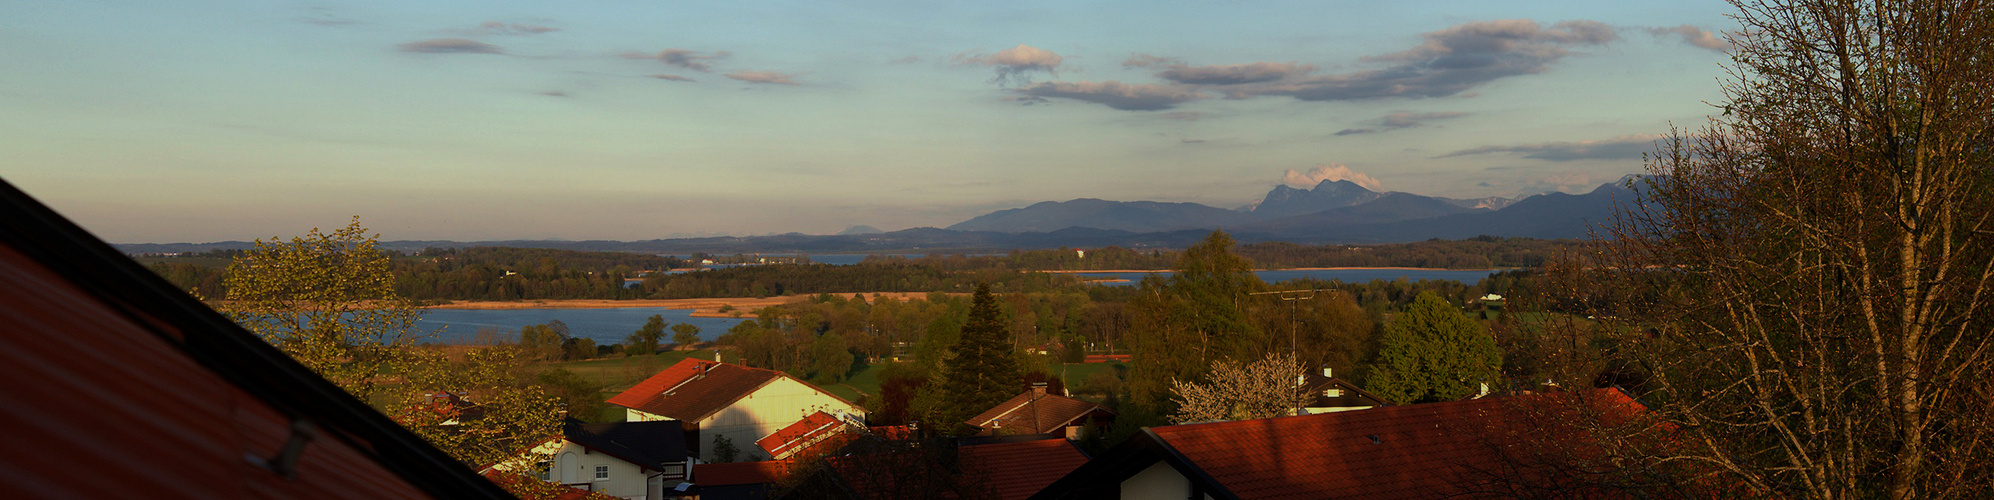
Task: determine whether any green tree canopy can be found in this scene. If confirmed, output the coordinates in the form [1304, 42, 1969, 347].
[1125, 230, 1267, 408]
[671, 322, 702, 348]
[625, 314, 665, 355]
[937, 283, 1021, 431]
[1366, 292, 1499, 404]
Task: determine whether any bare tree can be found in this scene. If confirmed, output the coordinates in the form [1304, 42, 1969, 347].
[1567, 1, 1994, 498]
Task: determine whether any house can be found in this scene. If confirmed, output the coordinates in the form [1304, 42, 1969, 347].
[608, 357, 865, 462]
[1296, 368, 1392, 414]
[496, 418, 691, 500]
[955, 437, 1092, 500]
[966, 383, 1116, 439]
[0, 178, 513, 498]
[1030, 388, 1647, 500]
[756, 410, 862, 462]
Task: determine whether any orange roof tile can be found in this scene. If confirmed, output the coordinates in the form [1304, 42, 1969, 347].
[1143, 388, 1646, 499]
[960, 438, 1091, 500]
[606, 358, 785, 421]
[966, 391, 1113, 435]
[757, 411, 857, 461]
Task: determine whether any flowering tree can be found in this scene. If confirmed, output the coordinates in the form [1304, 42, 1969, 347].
[1169, 352, 1306, 424]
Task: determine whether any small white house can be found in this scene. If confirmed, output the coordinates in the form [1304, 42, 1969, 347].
[608, 358, 864, 462]
[496, 419, 691, 500]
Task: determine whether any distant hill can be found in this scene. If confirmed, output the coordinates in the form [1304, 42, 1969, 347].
[836, 225, 884, 235]
[116, 182, 1643, 255]
[945, 198, 1256, 234]
[1247, 180, 1387, 218]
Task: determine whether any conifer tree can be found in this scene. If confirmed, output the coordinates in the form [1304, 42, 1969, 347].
[1366, 292, 1500, 404]
[937, 283, 1020, 431]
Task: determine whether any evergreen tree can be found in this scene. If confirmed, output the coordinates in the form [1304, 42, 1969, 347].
[1366, 292, 1500, 404]
[937, 283, 1020, 431]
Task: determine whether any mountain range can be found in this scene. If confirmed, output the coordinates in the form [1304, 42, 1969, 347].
[118, 180, 1641, 254]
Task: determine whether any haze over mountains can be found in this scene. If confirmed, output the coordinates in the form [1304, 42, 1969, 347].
[119, 180, 1641, 255]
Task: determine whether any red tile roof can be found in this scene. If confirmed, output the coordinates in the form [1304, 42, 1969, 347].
[1143, 388, 1646, 499]
[696, 461, 791, 486]
[607, 358, 788, 421]
[756, 411, 857, 461]
[966, 390, 1113, 435]
[960, 438, 1091, 500]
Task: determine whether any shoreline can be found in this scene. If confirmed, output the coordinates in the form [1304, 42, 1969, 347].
[1039, 267, 1507, 273]
[423, 292, 946, 318]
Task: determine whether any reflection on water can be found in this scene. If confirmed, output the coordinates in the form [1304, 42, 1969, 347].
[417, 307, 748, 345]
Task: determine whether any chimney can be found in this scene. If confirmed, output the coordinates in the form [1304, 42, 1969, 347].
[1030, 382, 1047, 397]
[1323, 367, 1333, 378]
[714, 350, 722, 363]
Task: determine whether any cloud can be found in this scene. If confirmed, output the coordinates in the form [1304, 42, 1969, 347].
[300, 8, 357, 26]
[1282, 164, 1384, 190]
[1335, 128, 1376, 136]
[1158, 61, 1317, 85]
[1438, 133, 1662, 161]
[1181, 139, 1207, 144]
[467, 21, 558, 36]
[1380, 111, 1468, 128]
[538, 91, 569, 97]
[1014, 81, 1203, 111]
[1158, 111, 1206, 121]
[955, 44, 1064, 85]
[650, 74, 696, 82]
[1124, 53, 1180, 68]
[725, 70, 801, 85]
[1014, 19, 1617, 111]
[1645, 25, 1730, 52]
[398, 38, 503, 54]
[624, 49, 730, 72]
[1246, 19, 1617, 101]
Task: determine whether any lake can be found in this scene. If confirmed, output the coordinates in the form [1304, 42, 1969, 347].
[417, 307, 749, 345]
[1072, 268, 1505, 286]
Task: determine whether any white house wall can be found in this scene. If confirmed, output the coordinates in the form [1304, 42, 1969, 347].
[1123, 461, 1192, 499]
[697, 377, 864, 462]
[549, 440, 653, 500]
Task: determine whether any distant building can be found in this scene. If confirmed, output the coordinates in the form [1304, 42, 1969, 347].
[1296, 368, 1393, 414]
[966, 383, 1116, 440]
[608, 357, 865, 462]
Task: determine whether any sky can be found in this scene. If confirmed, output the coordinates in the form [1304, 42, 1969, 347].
[1, 1, 1737, 243]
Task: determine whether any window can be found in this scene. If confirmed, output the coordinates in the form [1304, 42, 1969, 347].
[594, 465, 609, 480]
[1325, 389, 1343, 397]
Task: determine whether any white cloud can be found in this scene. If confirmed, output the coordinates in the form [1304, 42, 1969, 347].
[1281, 163, 1384, 191]
[955, 44, 1064, 85]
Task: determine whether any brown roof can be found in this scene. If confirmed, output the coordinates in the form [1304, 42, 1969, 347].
[607, 358, 789, 421]
[0, 179, 511, 498]
[756, 411, 857, 461]
[1146, 388, 1644, 499]
[960, 438, 1091, 500]
[966, 390, 1114, 435]
[695, 461, 791, 486]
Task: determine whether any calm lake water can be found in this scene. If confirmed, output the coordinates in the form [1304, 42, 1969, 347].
[1074, 268, 1504, 286]
[417, 307, 748, 345]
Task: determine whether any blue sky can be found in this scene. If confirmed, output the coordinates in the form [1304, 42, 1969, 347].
[1, 1, 1735, 243]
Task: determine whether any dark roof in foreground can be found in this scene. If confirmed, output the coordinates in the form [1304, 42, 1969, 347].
[1032, 388, 1647, 500]
[960, 437, 1091, 500]
[0, 177, 513, 498]
[565, 418, 689, 470]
